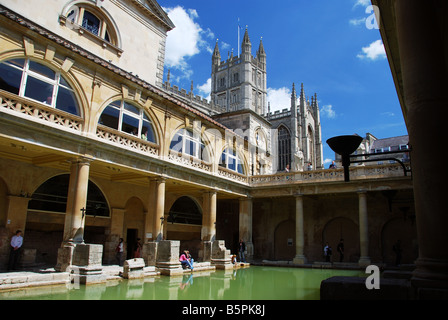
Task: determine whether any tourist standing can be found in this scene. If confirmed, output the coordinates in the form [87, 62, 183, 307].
[337, 239, 344, 262]
[238, 239, 246, 262]
[8, 230, 23, 270]
[324, 242, 332, 262]
[116, 238, 124, 266]
[134, 238, 142, 258]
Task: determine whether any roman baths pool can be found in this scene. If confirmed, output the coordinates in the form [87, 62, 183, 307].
[0, 266, 363, 300]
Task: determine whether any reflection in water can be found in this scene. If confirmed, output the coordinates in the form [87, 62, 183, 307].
[0, 266, 361, 300]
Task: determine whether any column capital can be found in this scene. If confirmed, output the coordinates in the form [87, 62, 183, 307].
[68, 156, 93, 166]
[148, 175, 167, 183]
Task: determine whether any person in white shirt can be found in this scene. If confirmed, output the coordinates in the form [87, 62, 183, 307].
[8, 230, 23, 270]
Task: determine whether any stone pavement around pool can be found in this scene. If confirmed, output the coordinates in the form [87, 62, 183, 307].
[0, 261, 251, 291]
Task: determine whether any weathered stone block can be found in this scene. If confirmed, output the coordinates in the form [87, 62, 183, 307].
[155, 240, 183, 275]
[123, 258, 145, 279]
[73, 244, 103, 266]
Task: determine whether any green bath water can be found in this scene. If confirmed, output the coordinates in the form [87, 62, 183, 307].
[0, 266, 362, 300]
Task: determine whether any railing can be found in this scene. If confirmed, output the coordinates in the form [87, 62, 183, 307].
[96, 125, 159, 156]
[167, 151, 212, 172]
[0, 90, 83, 132]
[250, 163, 411, 187]
[218, 166, 248, 183]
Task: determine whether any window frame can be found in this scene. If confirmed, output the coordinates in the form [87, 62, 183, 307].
[62, 4, 122, 56]
[99, 100, 156, 143]
[220, 147, 244, 174]
[169, 128, 206, 161]
[0, 58, 80, 116]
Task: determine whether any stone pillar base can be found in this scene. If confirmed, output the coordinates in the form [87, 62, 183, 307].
[411, 258, 448, 299]
[55, 244, 75, 272]
[155, 240, 184, 276]
[123, 258, 145, 279]
[211, 240, 232, 270]
[55, 243, 106, 284]
[143, 241, 158, 266]
[293, 254, 308, 265]
[358, 256, 371, 268]
[71, 265, 106, 285]
[199, 241, 212, 262]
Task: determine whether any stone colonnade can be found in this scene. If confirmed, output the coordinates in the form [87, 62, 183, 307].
[291, 192, 371, 267]
[36, 157, 252, 273]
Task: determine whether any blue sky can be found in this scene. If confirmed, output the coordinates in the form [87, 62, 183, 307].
[157, 0, 408, 165]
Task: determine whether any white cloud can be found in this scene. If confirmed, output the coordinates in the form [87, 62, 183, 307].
[197, 78, 211, 101]
[163, 6, 214, 78]
[320, 104, 336, 119]
[354, 0, 371, 7]
[349, 17, 366, 26]
[267, 87, 293, 112]
[357, 40, 386, 60]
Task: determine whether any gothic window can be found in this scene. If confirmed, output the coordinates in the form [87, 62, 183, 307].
[220, 147, 244, 174]
[0, 58, 79, 116]
[169, 128, 206, 160]
[233, 72, 239, 83]
[278, 125, 291, 171]
[99, 100, 156, 142]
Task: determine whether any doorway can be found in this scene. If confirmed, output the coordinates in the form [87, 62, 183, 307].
[126, 229, 138, 260]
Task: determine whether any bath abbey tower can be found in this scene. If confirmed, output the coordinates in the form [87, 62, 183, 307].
[165, 28, 324, 173]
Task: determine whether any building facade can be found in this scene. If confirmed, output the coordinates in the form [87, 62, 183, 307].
[0, 0, 415, 272]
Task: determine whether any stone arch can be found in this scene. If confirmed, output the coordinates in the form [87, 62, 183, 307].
[381, 217, 418, 266]
[24, 174, 109, 266]
[322, 217, 359, 262]
[167, 196, 203, 258]
[274, 219, 295, 260]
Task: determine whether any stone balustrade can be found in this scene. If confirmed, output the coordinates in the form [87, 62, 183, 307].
[0, 90, 83, 132]
[250, 163, 411, 187]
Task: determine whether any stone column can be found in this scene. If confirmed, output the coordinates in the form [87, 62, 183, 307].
[239, 197, 253, 261]
[394, 1, 448, 296]
[56, 157, 92, 272]
[63, 157, 91, 244]
[201, 190, 217, 242]
[293, 195, 307, 265]
[358, 191, 370, 267]
[5, 195, 30, 236]
[150, 177, 166, 242]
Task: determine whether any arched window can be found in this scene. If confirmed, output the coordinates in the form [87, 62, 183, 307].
[0, 58, 79, 116]
[65, 5, 118, 46]
[169, 128, 206, 160]
[99, 100, 156, 142]
[220, 147, 244, 174]
[167, 196, 202, 225]
[28, 174, 109, 217]
[278, 125, 291, 171]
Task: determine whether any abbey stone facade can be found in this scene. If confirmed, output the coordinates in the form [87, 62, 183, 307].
[0, 0, 415, 277]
